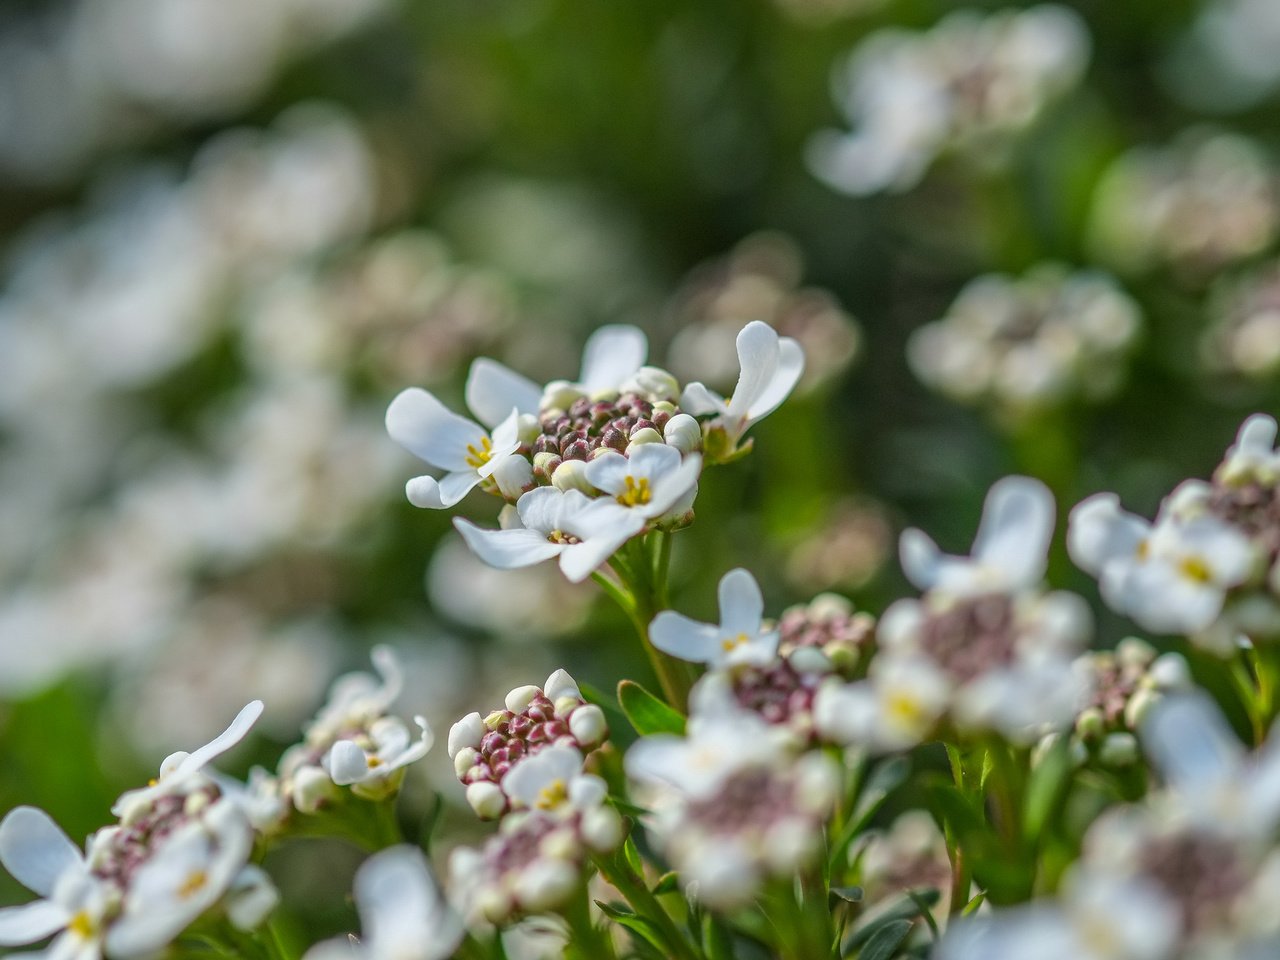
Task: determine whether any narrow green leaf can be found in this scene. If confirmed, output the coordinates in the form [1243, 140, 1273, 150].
[652, 871, 681, 895]
[618, 680, 686, 736]
[1022, 736, 1073, 843]
[850, 918, 913, 960]
[594, 900, 668, 953]
[843, 891, 937, 951]
[829, 885, 864, 905]
[961, 892, 987, 916]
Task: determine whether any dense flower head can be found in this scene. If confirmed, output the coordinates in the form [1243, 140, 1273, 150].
[808, 5, 1090, 195]
[448, 669, 608, 819]
[908, 264, 1142, 420]
[688, 647, 835, 745]
[775, 592, 877, 670]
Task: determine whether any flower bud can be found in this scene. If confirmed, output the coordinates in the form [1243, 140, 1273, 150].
[1098, 732, 1139, 766]
[568, 704, 607, 746]
[492, 455, 534, 500]
[538, 826, 581, 861]
[544, 669, 581, 704]
[514, 858, 579, 913]
[581, 805, 624, 852]
[533, 451, 562, 483]
[1075, 707, 1105, 741]
[551, 459, 595, 493]
[476, 886, 515, 925]
[506, 685, 541, 714]
[517, 413, 541, 444]
[625, 427, 663, 451]
[787, 647, 833, 676]
[292, 765, 338, 814]
[1124, 687, 1159, 729]
[1148, 653, 1191, 690]
[449, 712, 486, 759]
[484, 709, 506, 731]
[663, 413, 702, 454]
[621, 366, 680, 403]
[453, 747, 480, 779]
[466, 780, 507, 819]
[541, 380, 584, 411]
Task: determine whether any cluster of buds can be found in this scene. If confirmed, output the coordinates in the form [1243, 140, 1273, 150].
[908, 264, 1142, 421]
[275, 646, 434, 815]
[809, 5, 1090, 195]
[448, 744, 623, 925]
[626, 711, 839, 910]
[448, 670, 608, 819]
[1203, 260, 1280, 379]
[690, 649, 835, 746]
[776, 592, 876, 673]
[1089, 130, 1279, 283]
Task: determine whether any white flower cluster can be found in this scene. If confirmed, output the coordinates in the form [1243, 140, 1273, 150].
[1088, 131, 1279, 282]
[0, 704, 276, 959]
[387, 320, 803, 581]
[808, 5, 1090, 195]
[908, 265, 1142, 420]
[1068, 414, 1280, 652]
[938, 693, 1280, 960]
[817, 477, 1093, 749]
[1202, 259, 1280, 379]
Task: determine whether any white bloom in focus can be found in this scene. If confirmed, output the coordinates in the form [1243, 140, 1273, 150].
[453, 486, 644, 583]
[502, 744, 608, 818]
[0, 806, 108, 958]
[303, 846, 461, 960]
[583, 445, 702, 520]
[325, 715, 434, 798]
[385, 387, 523, 509]
[649, 568, 779, 667]
[680, 321, 804, 445]
[901, 475, 1055, 597]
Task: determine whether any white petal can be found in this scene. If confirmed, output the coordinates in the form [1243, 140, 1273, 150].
[1067, 493, 1148, 577]
[581, 451, 631, 497]
[453, 520, 563, 570]
[899, 528, 943, 590]
[971, 476, 1054, 588]
[578, 325, 647, 393]
[678, 382, 727, 417]
[543, 670, 581, 703]
[327, 741, 371, 786]
[725, 321, 782, 422]
[743, 335, 805, 424]
[385, 388, 486, 473]
[0, 808, 82, 899]
[1121, 562, 1224, 633]
[645, 453, 703, 518]
[359, 847, 458, 955]
[466, 358, 541, 429]
[0, 900, 68, 946]
[1141, 692, 1244, 795]
[515, 486, 568, 534]
[649, 611, 724, 663]
[934, 907, 1081, 960]
[405, 470, 481, 509]
[502, 745, 584, 808]
[717, 568, 764, 637]
[1236, 413, 1278, 454]
[177, 700, 265, 777]
[558, 528, 637, 583]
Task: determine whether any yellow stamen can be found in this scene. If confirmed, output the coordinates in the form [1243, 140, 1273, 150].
[69, 910, 96, 939]
[1136, 539, 1150, 561]
[536, 778, 568, 810]
[720, 632, 749, 653]
[367, 756, 383, 768]
[1180, 555, 1213, 583]
[617, 476, 652, 507]
[548, 530, 581, 545]
[464, 436, 494, 469]
[885, 691, 929, 731]
[178, 870, 209, 899]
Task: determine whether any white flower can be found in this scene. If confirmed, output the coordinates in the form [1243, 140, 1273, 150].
[453, 486, 644, 583]
[814, 657, 950, 751]
[649, 568, 779, 667]
[465, 324, 648, 421]
[900, 475, 1055, 597]
[303, 846, 461, 960]
[304, 646, 404, 747]
[582, 445, 703, 520]
[105, 799, 258, 957]
[625, 710, 789, 800]
[385, 387, 524, 509]
[1068, 493, 1256, 634]
[325, 715, 434, 799]
[501, 744, 606, 816]
[1217, 413, 1280, 485]
[113, 700, 265, 820]
[0, 807, 109, 958]
[679, 321, 804, 445]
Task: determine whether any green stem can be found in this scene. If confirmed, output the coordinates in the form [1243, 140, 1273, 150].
[593, 851, 703, 960]
[943, 744, 972, 916]
[564, 887, 619, 960]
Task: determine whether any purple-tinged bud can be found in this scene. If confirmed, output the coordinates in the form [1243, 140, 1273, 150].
[568, 397, 592, 420]
[481, 731, 505, 756]
[625, 427, 663, 450]
[509, 715, 533, 738]
[551, 459, 593, 493]
[532, 452, 562, 482]
[600, 426, 628, 452]
[630, 418, 656, 437]
[453, 747, 480, 779]
[506, 685, 541, 714]
[533, 435, 560, 457]
[541, 380, 583, 412]
[561, 439, 590, 461]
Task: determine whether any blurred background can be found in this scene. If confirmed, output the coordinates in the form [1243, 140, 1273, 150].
[2, 0, 1280, 946]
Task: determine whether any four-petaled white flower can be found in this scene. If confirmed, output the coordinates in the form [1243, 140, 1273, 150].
[582, 445, 702, 521]
[1068, 493, 1255, 635]
[385, 387, 524, 509]
[302, 846, 461, 960]
[501, 743, 607, 817]
[325, 715, 435, 799]
[1217, 413, 1280, 485]
[900, 475, 1055, 597]
[814, 656, 950, 752]
[0, 806, 109, 960]
[680, 321, 805, 446]
[453, 486, 645, 583]
[649, 568, 779, 667]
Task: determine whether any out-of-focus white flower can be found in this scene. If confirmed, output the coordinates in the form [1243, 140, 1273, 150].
[680, 321, 805, 449]
[325, 715, 434, 801]
[1203, 263, 1280, 379]
[650, 568, 779, 668]
[689, 649, 834, 745]
[814, 656, 950, 751]
[1069, 639, 1192, 757]
[901, 476, 1055, 598]
[809, 5, 1089, 195]
[303, 847, 461, 960]
[583, 445, 702, 521]
[453, 487, 644, 583]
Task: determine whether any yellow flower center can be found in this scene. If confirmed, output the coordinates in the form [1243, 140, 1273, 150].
[617, 476, 652, 507]
[1136, 539, 1150, 561]
[720, 632, 750, 653]
[885, 691, 929, 731]
[69, 910, 97, 939]
[366, 756, 383, 768]
[548, 530, 581, 545]
[464, 436, 494, 469]
[178, 869, 209, 899]
[536, 778, 569, 810]
[1180, 555, 1213, 583]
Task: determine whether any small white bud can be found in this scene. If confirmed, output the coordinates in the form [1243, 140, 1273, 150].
[551, 459, 594, 494]
[476, 886, 515, 925]
[537, 826, 581, 861]
[581, 806, 624, 853]
[568, 704, 607, 746]
[621, 366, 680, 402]
[544, 668, 582, 704]
[491, 455, 534, 500]
[514, 858, 579, 913]
[1124, 687, 1159, 730]
[506, 685, 540, 714]
[663, 413, 702, 454]
[448, 712, 486, 759]
[453, 747, 480, 779]
[516, 413, 540, 444]
[183, 791, 212, 817]
[1098, 732, 1139, 766]
[1148, 653, 1191, 690]
[541, 380, 584, 411]
[786, 646, 833, 676]
[466, 780, 507, 819]
[1116, 636, 1156, 668]
[626, 427, 663, 450]
[292, 765, 338, 814]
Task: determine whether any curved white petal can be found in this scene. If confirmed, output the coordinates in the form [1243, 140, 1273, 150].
[717, 568, 765, 637]
[678, 382, 727, 418]
[558, 525, 639, 583]
[743, 335, 805, 424]
[646, 453, 703, 518]
[1141, 692, 1243, 795]
[452, 520, 563, 570]
[649, 611, 724, 663]
[0, 808, 82, 899]
[971, 476, 1054, 588]
[581, 451, 632, 497]
[515, 486, 570, 534]
[1067, 493, 1148, 577]
[385, 388, 486, 472]
[465, 359, 541, 429]
[725, 321, 782, 422]
[405, 469, 482, 509]
[326, 740, 371, 786]
[502, 745, 584, 808]
[578, 325, 647, 393]
[1119, 561, 1224, 634]
[177, 700, 265, 778]
[357, 847, 458, 957]
[0, 900, 68, 946]
[1236, 413, 1278, 455]
[899, 528, 943, 590]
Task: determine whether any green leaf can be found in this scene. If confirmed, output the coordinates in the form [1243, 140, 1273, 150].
[1022, 736, 1074, 843]
[594, 900, 668, 954]
[829, 885, 864, 905]
[843, 891, 937, 952]
[623, 835, 645, 877]
[961, 892, 987, 916]
[849, 918, 913, 960]
[652, 871, 681, 895]
[617, 680, 686, 737]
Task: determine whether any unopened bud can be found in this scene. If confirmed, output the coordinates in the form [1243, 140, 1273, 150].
[449, 712, 486, 759]
[453, 747, 480, 779]
[492, 455, 534, 500]
[568, 704, 607, 746]
[663, 413, 702, 454]
[1098, 732, 1139, 766]
[183, 791, 212, 817]
[1148, 653, 1191, 690]
[506, 685, 541, 714]
[466, 780, 507, 819]
[544, 669, 581, 703]
[476, 887, 515, 925]
[1124, 687, 1159, 729]
[514, 858, 579, 914]
[787, 647, 833, 676]
[538, 826, 581, 861]
[1115, 636, 1156, 669]
[226, 865, 280, 931]
[551, 459, 594, 493]
[516, 413, 540, 444]
[541, 380, 584, 412]
[621, 366, 680, 403]
[292, 765, 338, 814]
[581, 805, 624, 852]
[1075, 707, 1105, 741]
[533, 451, 562, 482]
[626, 427, 663, 451]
